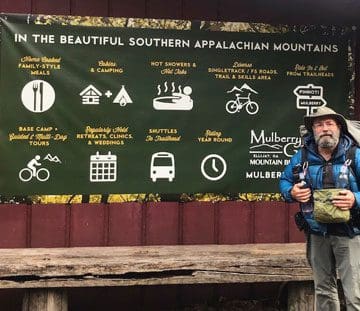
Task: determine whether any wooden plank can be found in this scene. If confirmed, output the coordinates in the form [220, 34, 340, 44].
[0, 204, 28, 248]
[146, 0, 182, 19]
[0, 243, 311, 288]
[108, 203, 142, 246]
[30, 204, 67, 247]
[70, 203, 106, 247]
[254, 202, 287, 243]
[145, 202, 180, 245]
[0, 203, 306, 249]
[218, 0, 259, 22]
[31, 0, 70, 15]
[182, 202, 215, 244]
[218, 201, 252, 244]
[0, 0, 31, 13]
[109, 0, 146, 17]
[70, 0, 108, 17]
[182, 0, 218, 21]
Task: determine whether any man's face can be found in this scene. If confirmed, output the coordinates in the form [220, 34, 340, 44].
[312, 117, 341, 149]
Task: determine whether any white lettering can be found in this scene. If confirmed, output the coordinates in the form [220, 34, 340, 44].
[246, 171, 282, 179]
[250, 130, 301, 145]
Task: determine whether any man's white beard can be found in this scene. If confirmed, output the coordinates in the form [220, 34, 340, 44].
[316, 134, 339, 149]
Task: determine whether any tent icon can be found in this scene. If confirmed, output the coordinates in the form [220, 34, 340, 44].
[113, 85, 133, 106]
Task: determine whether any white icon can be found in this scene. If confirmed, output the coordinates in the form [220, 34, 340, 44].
[249, 141, 300, 157]
[44, 153, 62, 163]
[150, 152, 175, 182]
[201, 154, 227, 181]
[225, 83, 259, 115]
[19, 154, 61, 182]
[293, 84, 327, 115]
[90, 151, 117, 182]
[105, 90, 113, 98]
[153, 82, 193, 110]
[113, 85, 133, 106]
[80, 84, 102, 104]
[21, 80, 55, 113]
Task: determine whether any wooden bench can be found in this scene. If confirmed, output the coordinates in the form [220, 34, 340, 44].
[0, 243, 313, 310]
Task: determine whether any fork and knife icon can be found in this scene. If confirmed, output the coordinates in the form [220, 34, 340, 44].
[21, 80, 55, 113]
[32, 81, 44, 112]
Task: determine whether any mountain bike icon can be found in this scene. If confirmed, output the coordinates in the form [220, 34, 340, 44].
[225, 93, 259, 115]
[19, 155, 50, 182]
[225, 84, 259, 115]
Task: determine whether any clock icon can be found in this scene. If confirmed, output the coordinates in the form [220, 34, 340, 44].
[201, 154, 227, 181]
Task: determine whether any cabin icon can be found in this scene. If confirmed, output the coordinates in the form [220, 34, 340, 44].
[79, 85, 102, 105]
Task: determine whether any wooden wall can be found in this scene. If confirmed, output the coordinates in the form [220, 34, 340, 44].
[1, 0, 360, 249]
[0, 202, 303, 248]
[1, 0, 360, 25]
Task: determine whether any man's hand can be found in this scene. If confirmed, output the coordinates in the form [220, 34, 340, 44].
[290, 182, 311, 203]
[332, 190, 355, 210]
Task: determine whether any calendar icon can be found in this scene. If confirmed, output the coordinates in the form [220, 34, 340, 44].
[90, 151, 117, 182]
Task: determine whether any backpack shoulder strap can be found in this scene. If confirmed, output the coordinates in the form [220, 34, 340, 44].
[346, 145, 357, 164]
[346, 145, 358, 182]
[301, 147, 307, 165]
[302, 145, 357, 169]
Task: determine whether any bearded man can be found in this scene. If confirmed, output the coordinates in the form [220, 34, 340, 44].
[279, 106, 360, 310]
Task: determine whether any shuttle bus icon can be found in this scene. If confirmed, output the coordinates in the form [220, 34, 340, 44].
[150, 152, 175, 182]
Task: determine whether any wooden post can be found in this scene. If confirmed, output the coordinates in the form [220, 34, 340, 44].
[287, 281, 314, 311]
[22, 289, 68, 311]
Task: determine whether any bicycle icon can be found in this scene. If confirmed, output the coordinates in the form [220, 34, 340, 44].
[18, 155, 50, 182]
[19, 167, 50, 182]
[225, 84, 259, 115]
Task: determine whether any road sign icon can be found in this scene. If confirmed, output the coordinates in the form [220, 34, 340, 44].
[293, 84, 327, 115]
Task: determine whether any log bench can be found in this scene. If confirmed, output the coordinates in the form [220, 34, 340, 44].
[0, 243, 313, 310]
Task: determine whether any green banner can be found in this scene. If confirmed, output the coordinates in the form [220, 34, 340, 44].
[0, 14, 354, 201]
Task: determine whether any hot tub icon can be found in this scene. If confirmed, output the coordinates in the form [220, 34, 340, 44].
[150, 152, 175, 182]
[153, 83, 193, 111]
